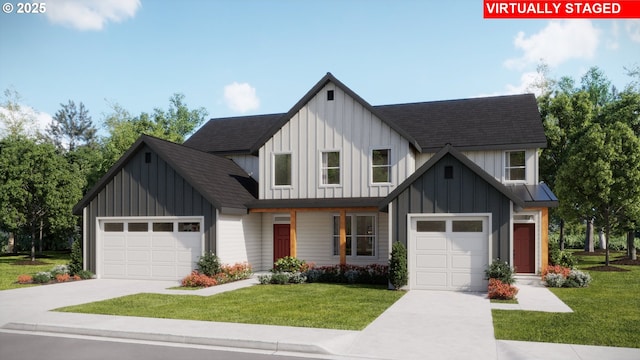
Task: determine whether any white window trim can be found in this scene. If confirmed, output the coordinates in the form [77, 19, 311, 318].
[319, 149, 342, 187]
[272, 152, 293, 189]
[332, 213, 378, 258]
[503, 150, 527, 184]
[370, 146, 393, 186]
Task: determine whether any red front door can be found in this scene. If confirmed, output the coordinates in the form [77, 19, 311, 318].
[514, 223, 535, 273]
[273, 224, 291, 263]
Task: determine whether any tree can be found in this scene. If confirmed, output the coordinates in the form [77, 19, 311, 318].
[100, 94, 207, 173]
[0, 136, 84, 260]
[47, 100, 97, 151]
[389, 241, 408, 290]
[0, 88, 39, 138]
[555, 122, 640, 266]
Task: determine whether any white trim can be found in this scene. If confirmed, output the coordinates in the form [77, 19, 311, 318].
[271, 152, 293, 189]
[273, 214, 291, 224]
[503, 150, 527, 184]
[215, 209, 220, 255]
[512, 209, 542, 274]
[370, 146, 394, 186]
[331, 212, 379, 259]
[319, 149, 342, 187]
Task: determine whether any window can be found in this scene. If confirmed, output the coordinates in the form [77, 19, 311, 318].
[417, 221, 446, 232]
[321, 151, 340, 185]
[274, 153, 292, 186]
[104, 223, 123, 232]
[327, 90, 334, 101]
[333, 215, 376, 257]
[128, 223, 148, 232]
[505, 151, 526, 181]
[178, 222, 200, 232]
[372, 149, 391, 183]
[452, 220, 483, 232]
[153, 222, 174, 232]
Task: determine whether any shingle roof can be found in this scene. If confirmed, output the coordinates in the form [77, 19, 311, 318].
[184, 114, 282, 155]
[376, 94, 547, 152]
[185, 76, 546, 155]
[73, 135, 257, 215]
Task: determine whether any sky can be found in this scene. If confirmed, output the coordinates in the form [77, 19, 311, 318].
[1, 0, 639, 136]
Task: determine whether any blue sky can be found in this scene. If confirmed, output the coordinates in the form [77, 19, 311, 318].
[1, 0, 639, 135]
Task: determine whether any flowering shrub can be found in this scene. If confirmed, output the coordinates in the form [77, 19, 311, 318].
[485, 259, 515, 284]
[181, 271, 218, 287]
[32, 272, 52, 284]
[258, 271, 307, 285]
[543, 266, 591, 288]
[488, 278, 519, 300]
[181, 262, 252, 288]
[273, 256, 309, 273]
[55, 273, 71, 282]
[17, 274, 33, 284]
[50, 265, 69, 277]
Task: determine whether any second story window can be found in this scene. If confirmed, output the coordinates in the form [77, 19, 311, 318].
[372, 149, 391, 183]
[321, 151, 340, 185]
[274, 153, 292, 186]
[505, 150, 526, 181]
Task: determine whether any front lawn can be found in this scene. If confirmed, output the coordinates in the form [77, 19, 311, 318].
[56, 283, 405, 330]
[0, 252, 70, 290]
[492, 253, 640, 348]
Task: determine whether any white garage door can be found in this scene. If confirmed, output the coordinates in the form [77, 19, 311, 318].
[98, 218, 203, 280]
[409, 215, 489, 291]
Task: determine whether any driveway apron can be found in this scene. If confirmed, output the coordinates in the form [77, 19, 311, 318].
[344, 290, 497, 360]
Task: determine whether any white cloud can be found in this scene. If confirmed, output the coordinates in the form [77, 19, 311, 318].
[0, 105, 52, 137]
[626, 20, 640, 43]
[607, 21, 620, 50]
[505, 71, 547, 96]
[45, 0, 141, 31]
[504, 20, 600, 69]
[223, 82, 260, 113]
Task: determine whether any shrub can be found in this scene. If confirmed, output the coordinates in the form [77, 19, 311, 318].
[75, 269, 94, 280]
[55, 273, 71, 282]
[488, 278, 519, 300]
[544, 272, 566, 287]
[32, 272, 52, 284]
[68, 238, 83, 275]
[485, 259, 515, 284]
[389, 241, 408, 290]
[50, 264, 69, 277]
[17, 274, 32, 284]
[197, 252, 221, 277]
[273, 256, 308, 273]
[304, 264, 388, 285]
[220, 262, 253, 282]
[258, 271, 307, 285]
[181, 271, 218, 287]
[270, 272, 291, 284]
[542, 265, 571, 279]
[566, 270, 592, 288]
[549, 246, 577, 268]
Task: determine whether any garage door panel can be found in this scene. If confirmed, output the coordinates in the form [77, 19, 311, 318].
[411, 216, 488, 291]
[100, 218, 202, 280]
[416, 235, 447, 250]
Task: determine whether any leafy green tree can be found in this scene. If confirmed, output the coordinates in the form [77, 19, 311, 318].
[100, 94, 207, 173]
[0, 136, 84, 260]
[556, 122, 640, 266]
[47, 100, 97, 151]
[0, 88, 39, 138]
[389, 241, 408, 290]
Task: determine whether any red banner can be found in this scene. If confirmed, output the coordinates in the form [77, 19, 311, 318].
[484, 1, 640, 18]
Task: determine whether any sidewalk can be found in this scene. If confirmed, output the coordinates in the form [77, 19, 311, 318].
[1, 277, 639, 360]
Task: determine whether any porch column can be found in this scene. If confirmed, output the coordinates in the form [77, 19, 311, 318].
[541, 207, 549, 271]
[290, 210, 297, 258]
[339, 209, 347, 265]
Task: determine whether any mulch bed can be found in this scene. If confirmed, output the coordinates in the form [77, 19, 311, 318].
[610, 258, 640, 266]
[584, 265, 630, 272]
[12, 260, 49, 265]
[572, 250, 609, 256]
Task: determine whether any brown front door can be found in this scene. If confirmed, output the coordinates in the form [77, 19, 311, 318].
[273, 224, 290, 263]
[514, 223, 535, 273]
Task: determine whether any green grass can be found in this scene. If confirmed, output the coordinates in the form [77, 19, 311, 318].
[0, 252, 70, 290]
[491, 299, 518, 304]
[56, 283, 405, 330]
[492, 253, 640, 348]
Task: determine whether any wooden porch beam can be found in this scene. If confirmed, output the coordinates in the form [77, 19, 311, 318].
[339, 209, 346, 265]
[290, 210, 297, 258]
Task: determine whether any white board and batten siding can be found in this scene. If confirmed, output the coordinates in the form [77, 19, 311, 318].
[228, 155, 259, 181]
[259, 83, 415, 200]
[216, 212, 262, 268]
[415, 149, 539, 185]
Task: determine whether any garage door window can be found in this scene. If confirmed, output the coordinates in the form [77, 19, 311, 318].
[179, 222, 200, 232]
[416, 221, 446, 232]
[128, 223, 148, 232]
[452, 220, 483, 232]
[153, 222, 174, 232]
[104, 223, 123, 232]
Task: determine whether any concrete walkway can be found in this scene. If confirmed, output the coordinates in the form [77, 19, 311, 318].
[1, 277, 639, 360]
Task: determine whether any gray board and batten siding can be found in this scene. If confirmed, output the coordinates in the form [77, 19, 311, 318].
[384, 147, 520, 261]
[81, 144, 216, 272]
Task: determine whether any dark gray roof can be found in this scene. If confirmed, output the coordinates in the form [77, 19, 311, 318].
[73, 135, 257, 215]
[185, 76, 546, 155]
[376, 94, 546, 152]
[509, 183, 558, 208]
[184, 114, 282, 155]
[247, 197, 383, 210]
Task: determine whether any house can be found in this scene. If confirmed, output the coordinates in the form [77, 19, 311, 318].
[73, 73, 557, 291]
